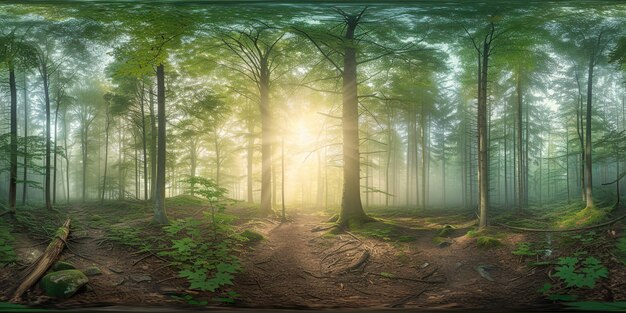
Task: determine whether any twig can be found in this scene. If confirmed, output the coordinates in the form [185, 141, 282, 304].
[344, 231, 362, 242]
[133, 253, 153, 266]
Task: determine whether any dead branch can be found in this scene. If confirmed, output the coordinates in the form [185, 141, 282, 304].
[11, 218, 71, 302]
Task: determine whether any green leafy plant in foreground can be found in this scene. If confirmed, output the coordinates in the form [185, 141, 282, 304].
[539, 256, 609, 302]
[161, 177, 241, 303]
[0, 223, 16, 266]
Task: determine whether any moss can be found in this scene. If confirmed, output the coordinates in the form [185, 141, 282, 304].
[557, 206, 608, 229]
[395, 251, 411, 264]
[90, 214, 102, 221]
[438, 224, 455, 237]
[240, 229, 264, 243]
[83, 266, 102, 276]
[52, 261, 76, 271]
[433, 236, 452, 247]
[476, 236, 502, 249]
[40, 269, 88, 298]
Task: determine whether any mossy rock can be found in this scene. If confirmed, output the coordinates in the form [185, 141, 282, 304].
[83, 266, 102, 276]
[476, 236, 502, 249]
[51, 261, 76, 272]
[438, 225, 455, 237]
[240, 229, 264, 243]
[40, 269, 88, 298]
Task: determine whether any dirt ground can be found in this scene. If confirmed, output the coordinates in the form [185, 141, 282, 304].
[2, 204, 620, 311]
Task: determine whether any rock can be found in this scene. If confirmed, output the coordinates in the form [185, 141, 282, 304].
[51, 261, 76, 271]
[130, 274, 152, 283]
[40, 269, 89, 298]
[476, 264, 495, 282]
[420, 262, 430, 269]
[109, 267, 124, 274]
[83, 266, 102, 276]
[112, 277, 125, 286]
[455, 262, 463, 269]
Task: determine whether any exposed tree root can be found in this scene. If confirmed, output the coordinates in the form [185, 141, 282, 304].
[343, 250, 370, 273]
[365, 271, 445, 284]
[311, 224, 338, 232]
[498, 213, 626, 233]
[389, 289, 428, 308]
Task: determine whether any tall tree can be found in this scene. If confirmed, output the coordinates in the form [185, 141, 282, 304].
[0, 32, 37, 213]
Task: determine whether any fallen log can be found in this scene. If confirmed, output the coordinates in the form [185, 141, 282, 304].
[11, 218, 71, 302]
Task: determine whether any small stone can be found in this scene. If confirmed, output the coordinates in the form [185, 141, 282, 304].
[109, 267, 124, 274]
[51, 261, 76, 272]
[40, 269, 89, 298]
[455, 262, 463, 269]
[83, 266, 102, 276]
[130, 274, 152, 283]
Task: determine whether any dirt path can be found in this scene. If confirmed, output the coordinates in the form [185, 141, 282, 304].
[233, 213, 549, 310]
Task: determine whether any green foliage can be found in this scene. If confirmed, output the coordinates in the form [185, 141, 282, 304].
[557, 207, 608, 229]
[351, 219, 415, 242]
[554, 257, 608, 289]
[437, 224, 455, 237]
[476, 236, 502, 248]
[239, 229, 264, 243]
[0, 302, 50, 312]
[512, 242, 539, 257]
[159, 179, 241, 302]
[0, 222, 16, 265]
[105, 224, 145, 248]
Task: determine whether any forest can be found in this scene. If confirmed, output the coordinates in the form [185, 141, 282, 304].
[1, 1, 626, 312]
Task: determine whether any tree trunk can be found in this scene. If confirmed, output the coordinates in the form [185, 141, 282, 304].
[516, 70, 524, 212]
[478, 39, 490, 229]
[338, 16, 369, 226]
[22, 73, 28, 205]
[153, 63, 169, 225]
[101, 108, 110, 202]
[140, 87, 149, 200]
[53, 90, 61, 205]
[246, 116, 254, 203]
[9, 68, 17, 213]
[149, 85, 157, 201]
[259, 57, 272, 215]
[584, 56, 594, 208]
[43, 64, 52, 210]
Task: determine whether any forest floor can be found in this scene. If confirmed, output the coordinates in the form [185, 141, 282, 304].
[1, 198, 625, 312]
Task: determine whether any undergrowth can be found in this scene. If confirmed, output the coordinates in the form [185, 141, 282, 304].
[0, 222, 16, 266]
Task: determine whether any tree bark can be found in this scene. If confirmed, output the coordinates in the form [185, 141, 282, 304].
[9, 68, 17, 213]
[153, 63, 169, 224]
[43, 64, 52, 210]
[101, 106, 111, 202]
[516, 69, 524, 212]
[11, 218, 71, 302]
[338, 14, 369, 226]
[246, 116, 254, 203]
[584, 56, 594, 208]
[477, 37, 490, 229]
[22, 73, 28, 205]
[259, 56, 273, 214]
